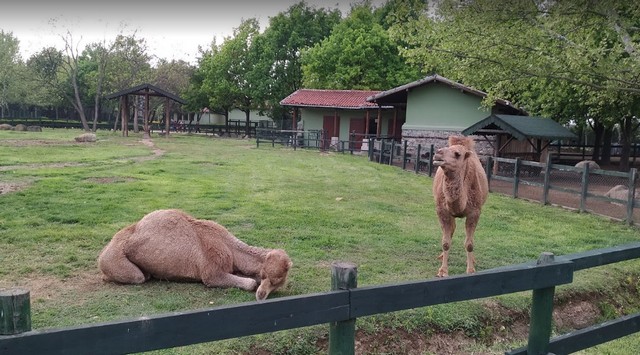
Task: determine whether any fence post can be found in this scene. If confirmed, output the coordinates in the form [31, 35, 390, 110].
[542, 162, 552, 205]
[389, 141, 395, 166]
[527, 252, 555, 355]
[329, 262, 357, 355]
[428, 144, 435, 177]
[368, 138, 374, 161]
[485, 156, 493, 192]
[627, 168, 637, 225]
[415, 144, 422, 174]
[402, 140, 408, 170]
[0, 288, 31, 335]
[513, 157, 521, 198]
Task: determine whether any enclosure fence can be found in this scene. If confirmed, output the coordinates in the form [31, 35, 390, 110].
[1, 243, 639, 354]
[360, 138, 640, 225]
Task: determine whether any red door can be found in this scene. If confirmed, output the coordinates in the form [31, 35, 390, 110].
[349, 118, 365, 150]
[323, 115, 340, 149]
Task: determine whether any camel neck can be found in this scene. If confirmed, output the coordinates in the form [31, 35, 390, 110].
[230, 239, 270, 276]
[442, 168, 468, 214]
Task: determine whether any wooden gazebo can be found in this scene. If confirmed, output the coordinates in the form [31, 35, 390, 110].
[105, 83, 186, 137]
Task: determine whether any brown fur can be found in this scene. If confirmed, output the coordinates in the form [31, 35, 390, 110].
[432, 136, 489, 277]
[98, 209, 292, 300]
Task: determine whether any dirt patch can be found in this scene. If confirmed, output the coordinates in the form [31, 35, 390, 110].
[0, 271, 104, 302]
[136, 138, 165, 162]
[0, 139, 77, 147]
[553, 299, 601, 331]
[0, 181, 30, 195]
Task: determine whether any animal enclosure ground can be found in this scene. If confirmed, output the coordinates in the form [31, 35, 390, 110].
[1, 129, 640, 354]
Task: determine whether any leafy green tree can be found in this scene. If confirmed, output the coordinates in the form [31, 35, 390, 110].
[0, 31, 21, 117]
[81, 41, 113, 130]
[248, 1, 341, 122]
[104, 33, 152, 131]
[199, 19, 261, 136]
[301, 2, 419, 90]
[392, 0, 640, 170]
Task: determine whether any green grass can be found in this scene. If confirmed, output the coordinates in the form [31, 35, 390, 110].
[1, 128, 639, 354]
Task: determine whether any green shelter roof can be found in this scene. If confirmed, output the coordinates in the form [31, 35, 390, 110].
[462, 114, 577, 141]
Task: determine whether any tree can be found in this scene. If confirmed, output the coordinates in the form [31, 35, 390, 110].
[392, 0, 640, 170]
[199, 19, 261, 136]
[82, 41, 114, 131]
[248, 1, 341, 122]
[301, 2, 419, 90]
[27, 32, 95, 131]
[0, 31, 21, 118]
[105, 33, 152, 132]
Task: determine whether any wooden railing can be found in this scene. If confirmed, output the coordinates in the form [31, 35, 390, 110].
[2, 243, 639, 354]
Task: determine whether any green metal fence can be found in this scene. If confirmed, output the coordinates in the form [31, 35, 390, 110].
[2, 243, 639, 354]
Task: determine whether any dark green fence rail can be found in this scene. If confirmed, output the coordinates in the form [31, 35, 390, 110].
[2, 242, 639, 354]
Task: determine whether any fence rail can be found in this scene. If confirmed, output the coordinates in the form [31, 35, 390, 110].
[357, 138, 640, 225]
[2, 242, 640, 354]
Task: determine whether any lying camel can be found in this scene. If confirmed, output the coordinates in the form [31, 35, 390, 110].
[98, 209, 292, 300]
[432, 136, 489, 277]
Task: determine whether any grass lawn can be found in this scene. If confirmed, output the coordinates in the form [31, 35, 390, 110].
[1, 129, 639, 354]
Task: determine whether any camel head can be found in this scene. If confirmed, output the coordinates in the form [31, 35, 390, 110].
[433, 144, 472, 172]
[256, 249, 292, 301]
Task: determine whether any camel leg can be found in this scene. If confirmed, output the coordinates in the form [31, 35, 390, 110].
[98, 252, 149, 284]
[437, 214, 456, 277]
[464, 214, 480, 274]
[202, 272, 258, 291]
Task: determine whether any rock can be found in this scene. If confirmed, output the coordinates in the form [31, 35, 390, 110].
[575, 160, 600, 170]
[27, 126, 42, 132]
[74, 133, 97, 142]
[0, 123, 14, 130]
[14, 124, 27, 131]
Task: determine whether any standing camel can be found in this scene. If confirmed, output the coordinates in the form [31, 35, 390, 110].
[432, 136, 489, 277]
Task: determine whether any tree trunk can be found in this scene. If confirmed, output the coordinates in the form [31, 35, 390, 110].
[619, 116, 633, 172]
[590, 120, 604, 162]
[601, 126, 613, 166]
[133, 96, 139, 133]
[245, 109, 251, 137]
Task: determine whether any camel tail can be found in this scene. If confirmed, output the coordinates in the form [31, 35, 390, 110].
[449, 135, 475, 150]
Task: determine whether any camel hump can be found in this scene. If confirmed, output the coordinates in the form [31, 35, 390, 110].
[448, 135, 475, 150]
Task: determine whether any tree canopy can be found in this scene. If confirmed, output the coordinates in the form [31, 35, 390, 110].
[301, 2, 419, 90]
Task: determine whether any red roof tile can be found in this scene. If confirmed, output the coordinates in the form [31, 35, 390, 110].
[280, 89, 388, 109]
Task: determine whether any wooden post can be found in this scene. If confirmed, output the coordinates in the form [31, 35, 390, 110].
[402, 140, 408, 170]
[428, 144, 435, 177]
[513, 157, 521, 198]
[164, 97, 170, 137]
[415, 144, 421, 174]
[389, 140, 395, 166]
[0, 289, 31, 335]
[485, 156, 493, 192]
[376, 108, 381, 138]
[542, 161, 552, 205]
[329, 262, 357, 355]
[527, 252, 556, 355]
[143, 92, 150, 139]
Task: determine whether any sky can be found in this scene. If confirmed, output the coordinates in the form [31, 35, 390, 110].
[1, 0, 376, 65]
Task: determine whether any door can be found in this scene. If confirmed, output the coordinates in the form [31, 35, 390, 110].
[349, 118, 365, 150]
[323, 115, 340, 149]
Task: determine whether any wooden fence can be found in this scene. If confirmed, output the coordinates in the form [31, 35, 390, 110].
[2, 243, 640, 354]
[365, 138, 640, 225]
